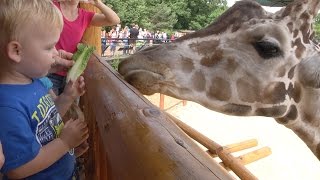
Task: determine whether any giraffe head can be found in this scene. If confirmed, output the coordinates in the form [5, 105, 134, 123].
[119, 0, 320, 158]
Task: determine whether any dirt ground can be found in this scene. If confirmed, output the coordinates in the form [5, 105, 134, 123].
[144, 93, 320, 180]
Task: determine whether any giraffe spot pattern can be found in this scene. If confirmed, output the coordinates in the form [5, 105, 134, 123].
[301, 111, 320, 127]
[293, 38, 306, 59]
[232, 23, 242, 33]
[316, 144, 320, 159]
[293, 29, 299, 38]
[180, 57, 195, 73]
[237, 78, 287, 104]
[293, 2, 303, 13]
[300, 19, 311, 44]
[255, 105, 287, 117]
[287, 82, 301, 103]
[276, 105, 298, 124]
[237, 78, 259, 103]
[207, 77, 231, 101]
[261, 82, 287, 104]
[200, 56, 215, 67]
[222, 104, 252, 116]
[276, 66, 287, 77]
[287, 22, 294, 33]
[287, 65, 295, 79]
[281, 4, 293, 18]
[225, 58, 238, 74]
[189, 40, 220, 55]
[191, 71, 205, 92]
[200, 49, 224, 67]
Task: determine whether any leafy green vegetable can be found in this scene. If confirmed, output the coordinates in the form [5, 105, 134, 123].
[66, 43, 95, 82]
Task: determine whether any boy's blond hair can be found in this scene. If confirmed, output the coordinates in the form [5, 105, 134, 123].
[0, 0, 63, 56]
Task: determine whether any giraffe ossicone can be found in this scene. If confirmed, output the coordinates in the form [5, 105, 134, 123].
[119, 0, 320, 160]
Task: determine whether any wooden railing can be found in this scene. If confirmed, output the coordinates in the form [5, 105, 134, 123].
[80, 54, 235, 180]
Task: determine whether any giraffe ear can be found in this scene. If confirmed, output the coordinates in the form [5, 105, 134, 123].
[297, 54, 320, 88]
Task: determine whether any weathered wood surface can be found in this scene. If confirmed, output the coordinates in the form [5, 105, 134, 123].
[81, 54, 235, 180]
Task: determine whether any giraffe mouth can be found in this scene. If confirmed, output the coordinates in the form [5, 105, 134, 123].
[122, 69, 165, 95]
[122, 69, 164, 80]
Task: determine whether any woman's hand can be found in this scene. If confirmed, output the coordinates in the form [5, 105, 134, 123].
[50, 50, 74, 73]
[81, 0, 103, 6]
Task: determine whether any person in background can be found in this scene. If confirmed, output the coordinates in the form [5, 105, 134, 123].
[0, 0, 88, 179]
[48, 0, 120, 95]
[121, 26, 130, 55]
[129, 24, 139, 54]
[109, 26, 118, 57]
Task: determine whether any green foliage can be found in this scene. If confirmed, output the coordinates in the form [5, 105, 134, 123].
[314, 14, 320, 41]
[147, 2, 177, 31]
[67, 43, 95, 82]
[110, 56, 121, 71]
[103, 0, 227, 31]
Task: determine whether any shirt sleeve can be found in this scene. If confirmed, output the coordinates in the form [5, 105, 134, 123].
[0, 107, 40, 173]
[80, 8, 95, 27]
[39, 77, 53, 90]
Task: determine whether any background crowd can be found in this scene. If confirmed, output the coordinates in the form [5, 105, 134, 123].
[100, 23, 187, 57]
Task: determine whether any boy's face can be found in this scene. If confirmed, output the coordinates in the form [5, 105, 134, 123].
[17, 24, 60, 79]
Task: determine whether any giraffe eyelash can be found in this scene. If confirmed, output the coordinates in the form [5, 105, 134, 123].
[253, 41, 283, 59]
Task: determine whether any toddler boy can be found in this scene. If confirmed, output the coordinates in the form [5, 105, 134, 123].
[0, 0, 88, 179]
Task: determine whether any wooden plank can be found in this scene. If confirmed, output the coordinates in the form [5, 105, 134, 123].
[207, 139, 258, 158]
[219, 147, 272, 170]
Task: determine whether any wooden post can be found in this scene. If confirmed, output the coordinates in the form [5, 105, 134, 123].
[79, 3, 101, 55]
[159, 94, 165, 109]
[182, 100, 187, 106]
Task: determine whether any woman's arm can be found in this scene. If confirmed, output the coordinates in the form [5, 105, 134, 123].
[89, 0, 120, 27]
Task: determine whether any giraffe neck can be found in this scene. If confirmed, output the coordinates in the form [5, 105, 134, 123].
[276, 88, 320, 159]
[278, 0, 320, 42]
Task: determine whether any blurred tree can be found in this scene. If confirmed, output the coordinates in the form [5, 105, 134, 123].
[146, 2, 177, 31]
[314, 13, 320, 41]
[103, 0, 227, 31]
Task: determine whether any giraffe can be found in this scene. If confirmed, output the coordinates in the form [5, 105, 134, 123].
[118, 0, 320, 160]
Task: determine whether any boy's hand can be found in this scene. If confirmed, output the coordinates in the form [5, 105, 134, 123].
[63, 76, 86, 100]
[60, 119, 89, 149]
[0, 142, 5, 168]
[75, 141, 89, 158]
[50, 50, 74, 73]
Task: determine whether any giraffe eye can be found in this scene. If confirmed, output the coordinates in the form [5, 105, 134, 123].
[253, 41, 282, 59]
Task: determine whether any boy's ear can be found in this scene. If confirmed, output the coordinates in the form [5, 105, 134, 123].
[6, 41, 22, 63]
